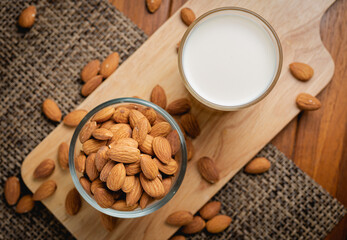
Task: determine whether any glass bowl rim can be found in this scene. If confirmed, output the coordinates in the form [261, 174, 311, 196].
[178, 7, 283, 111]
[68, 97, 187, 218]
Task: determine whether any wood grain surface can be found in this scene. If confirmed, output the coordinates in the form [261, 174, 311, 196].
[114, 1, 346, 239]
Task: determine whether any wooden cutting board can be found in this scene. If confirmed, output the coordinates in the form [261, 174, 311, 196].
[21, 0, 335, 239]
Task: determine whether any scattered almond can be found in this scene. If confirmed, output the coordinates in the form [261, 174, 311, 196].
[81, 75, 103, 97]
[81, 60, 100, 82]
[79, 121, 98, 143]
[94, 187, 114, 208]
[181, 8, 196, 26]
[182, 216, 206, 234]
[75, 151, 86, 173]
[32, 180, 57, 201]
[112, 199, 138, 211]
[65, 188, 81, 216]
[85, 153, 99, 181]
[33, 159, 55, 179]
[18, 6, 36, 28]
[58, 142, 69, 170]
[206, 215, 232, 233]
[92, 128, 113, 140]
[107, 163, 126, 191]
[100, 52, 120, 78]
[167, 130, 180, 155]
[199, 201, 221, 220]
[150, 122, 171, 137]
[92, 106, 115, 123]
[153, 136, 172, 164]
[296, 93, 321, 111]
[63, 109, 88, 127]
[244, 157, 271, 174]
[146, 0, 161, 13]
[289, 62, 314, 81]
[126, 177, 142, 206]
[113, 106, 130, 123]
[4, 176, 20, 205]
[82, 139, 106, 155]
[166, 210, 193, 226]
[166, 98, 191, 115]
[140, 154, 159, 180]
[150, 85, 167, 109]
[95, 146, 109, 172]
[100, 213, 116, 231]
[42, 99, 62, 122]
[16, 195, 34, 213]
[79, 177, 91, 195]
[139, 173, 165, 198]
[197, 157, 219, 184]
[181, 113, 200, 138]
[100, 161, 116, 182]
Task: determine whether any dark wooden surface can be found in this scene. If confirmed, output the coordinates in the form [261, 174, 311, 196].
[111, 0, 347, 239]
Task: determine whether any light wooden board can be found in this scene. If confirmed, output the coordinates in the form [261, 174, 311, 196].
[21, 0, 335, 239]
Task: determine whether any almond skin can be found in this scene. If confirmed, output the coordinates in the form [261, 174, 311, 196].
[65, 188, 81, 216]
[63, 109, 88, 127]
[181, 113, 200, 138]
[79, 177, 91, 195]
[296, 93, 321, 111]
[79, 121, 98, 143]
[132, 118, 148, 145]
[91, 178, 104, 195]
[81, 60, 100, 82]
[100, 213, 116, 231]
[75, 151, 86, 173]
[92, 128, 113, 140]
[114, 138, 139, 148]
[197, 157, 219, 184]
[33, 159, 55, 179]
[244, 157, 271, 174]
[181, 8, 196, 26]
[101, 120, 117, 129]
[150, 85, 167, 109]
[4, 176, 20, 205]
[100, 52, 120, 78]
[113, 106, 130, 123]
[126, 176, 142, 206]
[95, 146, 109, 172]
[107, 145, 141, 163]
[82, 139, 106, 155]
[85, 153, 99, 181]
[166, 98, 191, 115]
[167, 130, 180, 155]
[182, 216, 206, 234]
[206, 215, 232, 233]
[100, 161, 116, 182]
[166, 210, 194, 226]
[150, 122, 171, 137]
[42, 99, 62, 122]
[81, 75, 103, 97]
[289, 62, 314, 81]
[92, 106, 115, 123]
[170, 236, 186, 240]
[129, 110, 151, 132]
[107, 163, 126, 191]
[154, 158, 178, 175]
[18, 6, 36, 28]
[125, 161, 141, 176]
[139, 134, 154, 155]
[112, 200, 138, 211]
[139, 192, 153, 209]
[140, 173, 165, 198]
[157, 177, 172, 199]
[16, 195, 34, 213]
[140, 154, 159, 180]
[58, 142, 69, 170]
[109, 123, 132, 143]
[146, 0, 161, 13]
[141, 107, 157, 125]
[199, 201, 221, 220]
[94, 188, 114, 208]
[33, 180, 57, 201]
[121, 176, 135, 193]
[153, 136, 172, 164]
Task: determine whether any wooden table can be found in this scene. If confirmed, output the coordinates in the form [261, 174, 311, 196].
[111, 1, 347, 239]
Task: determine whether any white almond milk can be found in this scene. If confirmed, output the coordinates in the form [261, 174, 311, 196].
[181, 12, 278, 107]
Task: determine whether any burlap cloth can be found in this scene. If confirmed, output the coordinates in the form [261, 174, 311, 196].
[0, 0, 345, 239]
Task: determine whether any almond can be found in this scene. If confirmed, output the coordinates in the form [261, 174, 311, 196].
[4, 176, 20, 205]
[244, 157, 271, 174]
[197, 157, 219, 184]
[132, 118, 148, 145]
[139, 134, 154, 155]
[33, 159, 55, 179]
[125, 161, 141, 176]
[107, 145, 140, 163]
[100, 120, 117, 129]
[79, 177, 91, 195]
[154, 158, 178, 175]
[139, 173, 164, 198]
[150, 122, 171, 137]
[296, 93, 321, 111]
[186, 137, 194, 161]
[58, 142, 69, 170]
[112, 200, 138, 211]
[121, 176, 135, 193]
[113, 106, 130, 123]
[16, 195, 34, 213]
[100, 52, 120, 78]
[79, 121, 98, 143]
[114, 138, 138, 148]
[140, 154, 159, 180]
[166, 210, 193, 226]
[289, 62, 314, 81]
[92, 106, 115, 123]
[129, 110, 151, 132]
[85, 153, 99, 181]
[139, 192, 153, 209]
[141, 107, 157, 125]
[81, 60, 100, 82]
[153, 136, 172, 164]
[92, 128, 113, 140]
[100, 161, 116, 182]
[100, 213, 116, 231]
[181, 113, 200, 138]
[170, 236, 185, 240]
[167, 130, 180, 155]
[181, 8, 196, 26]
[91, 178, 104, 194]
[182, 216, 206, 234]
[199, 201, 221, 220]
[63, 109, 88, 127]
[81, 75, 103, 97]
[33, 180, 57, 201]
[206, 215, 232, 233]
[42, 99, 62, 122]
[146, 0, 161, 13]
[94, 188, 114, 208]
[18, 6, 36, 28]
[75, 151, 86, 173]
[65, 188, 81, 216]
[95, 146, 109, 172]
[82, 139, 106, 155]
[150, 85, 167, 109]
[126, 176, 142, 206]
[109, 123, 132, 143]
[107, 163, 126, 191]
[166, 98, 191, 115]
[161, 177, 172, 197]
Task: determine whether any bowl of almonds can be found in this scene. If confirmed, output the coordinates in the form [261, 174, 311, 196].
[69, 97, 187, 218]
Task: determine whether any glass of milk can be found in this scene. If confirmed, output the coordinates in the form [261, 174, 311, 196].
[178, 7, 283, 111]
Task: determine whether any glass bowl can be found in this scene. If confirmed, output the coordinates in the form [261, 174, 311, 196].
[68, 98, 187, 218]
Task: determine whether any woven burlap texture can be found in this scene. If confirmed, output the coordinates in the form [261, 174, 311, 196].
[0, 0, 345, 240]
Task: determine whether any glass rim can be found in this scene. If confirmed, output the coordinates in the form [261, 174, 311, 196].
[69, 97, 187, 218]
[178, 7, 283, 111]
